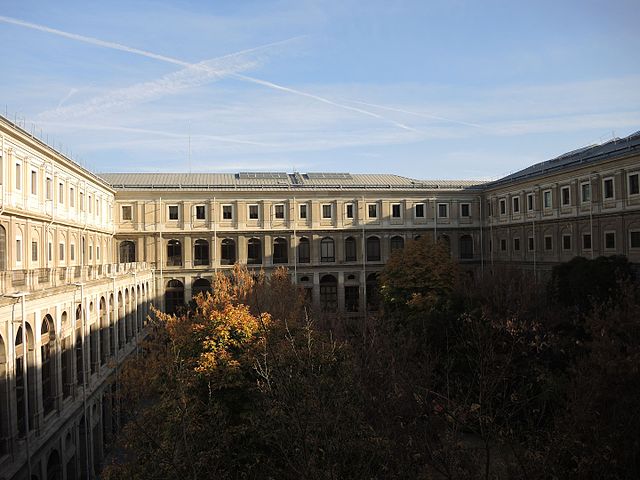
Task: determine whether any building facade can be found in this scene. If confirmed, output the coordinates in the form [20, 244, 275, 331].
[0, 112, 639, 479]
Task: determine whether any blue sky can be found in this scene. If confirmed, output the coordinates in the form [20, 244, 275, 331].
[1, 0, 639, 179]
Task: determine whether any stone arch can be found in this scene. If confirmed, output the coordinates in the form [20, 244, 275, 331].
[192, 278, 213, 298]
[193, 239, 210, 266]
[119, 240, 136, 263]
[344, 236, 357, 262]
[366, 236, 381, 261]
[320, 237, 335, 263]
[320, 274, 338, 311]
[46, 449, 62, 480]
[247, 238, 262, 265]
[41, 314, 57, 415]
[298, 237, 310, 263]
[390, 235, 404, 252]
[15, 321, 36, 435]
[221, 238, 236, 265]
[273, 237, 288, 264]
[167, 239, 182, 266]
[165, 279, 185, 314]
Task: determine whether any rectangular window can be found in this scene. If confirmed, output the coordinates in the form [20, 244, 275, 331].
[583, 234, 592, 250]
[96, 199, 100, 217]
[248, 204, 259, 220]
[437, 203, 448, 218]
[70, 187, 75, 207]
[168, 205, 179, 220]
[605, 232, 616, 249]
[80, 192, 84, 211]
[631, 231, 640, 248]
[195, 205, 206, 220]
[31, 241, 38, 262]
[88, 195, 92, 213]
[15, 163, 21, 190]
[500, 239, 506, 251]
[528, 237, 534, 251]
[59, 183, 64, 204]
[513, 237, 520, 251]
[544, 236, 552, 251]
[561, 186, 570, 206]
[581, 182, 591, 202]
[368, 203, 378, 218]
[48, 242, 52, 262]
[345, 203, 354, 219]
[543, 190, 552, 209]
[46, 177, 52, 200]
[31, 170, 37, 195]
[563, 234, 572, 251]
[59, 243, 65, 261]
[322, 204, 332, 219]
[629, 173, 640, 196]
[460, 203, 470, 217]
[121, 205, 132, 221]
[527, 193, 534, 211]
[415, 203, 425, 218]
[89, 246, 93, 261]
[603, 178, 614, 199]
[512, 196, 520, 214]
[70, 244, 75, 261]
[274, 204, 285, 219]
[299, 204, 307, 219]
[499, 198, 506, 215]
[97, 246, 100, 260]
[16, 239, 22, 263]
[222, 205, 233, 220]
[391, 203, 401, 218]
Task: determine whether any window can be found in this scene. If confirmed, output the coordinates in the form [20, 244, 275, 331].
[247, 238, 262, 264]
[543, 190, 552, 209]
[273, 238, 288, 264]
[88, 195, 92, 213]
[344, 203, 354, 219]
[194, 239, 210, 266]
[561, 186, 570, 206]
[500, 239, 507, 251]
[274, 204, 285, 220]
[368, 203, 378, 218]
[59, 243, 65, 261]
[415, 204, 425, 218]
[97, 246, 100, 260]
[195, 205, 206, 220]
[48, 242, 52, 262]
[89, 245, 92, 261]
[168, 205, 179, 220]
[80, 192, 84, 211]
[167, 240, 182, 266]
[70, 244, 75, 261]
[528, 237, 534, 251]
[581, 182, 591, 202]
[631, 231, 640, 248]
[299, 204, 307, 219]
[320, 275, 338, 311]
[221, 239, 236, 265]
[344, 236, 357, 262]
[513, 237, 520, 251]
[45, 178, 52, 200]
[563, 234, 572, 251]
[31, 241, 38, 262]
[629, 173, 640, 196]
[298, 237, 310, 263]
[366, 237, 381, 261]
[527, 193, 534, 211]
[31, 170, 37, 195]
[121, 205, 132, 221]
[222, 205, 233, 220]
[248, 204, 259, 220]
[59, 183, 64, 204]
[96, 199, 99, 217]
[70, 187, 75, 207]
[544, 236, 552, 251]
[320, 237, 335, 262]
[345, 286, 359, 313]
[460, 203, 470, 217]
[603, 178, 614, 199]
[437, 203, 448, 218]
[582, 233, 592, 250]
[16, 239, 22, 263]
[390, 236, 404, 252]
[512, 197, 520, 214]
[605, 232, 615, 249]
[322, 204, 332, 219]
[15, 163, 21, 190]
[499, 199, 506, 215]
[460, 235, 473, 259]
[391, 203, 401, 218]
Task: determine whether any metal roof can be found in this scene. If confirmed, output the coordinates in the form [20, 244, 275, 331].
[97, 172, 483, 191]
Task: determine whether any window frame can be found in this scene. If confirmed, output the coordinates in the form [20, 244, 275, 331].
[562, 234, 572, 251]
[222, 204, 233, 221]
[628, 172, 640, 196]
[273, 204, 285, 220]
[460, 203, 471, 218]
[581, 182, 591, 203]
[499, 198, 506, 215]
[543, 190, 552, 209]
[630, 230, 640, 249]
[437, 203, 448, 219]
[603, 177, 615, 200]
[561, 186, 571, 206]
[414, 203, 425, 218]
[526, 193, 534, 211]
[367, 203, 378, 219]
[391, 203, 402, 219]
[30, 170, 37, 196]
[121, 205, 133, 221]
[604, 231, 616, 250]
[321, 204, 333, 220]
[195, 205, 206, 221]
[168, 205, 180, 221]
[299, 203, 308, 220]
[544, 235, 553, 251]
[582, 233, 592, 251]
[512, 196, 520, 214]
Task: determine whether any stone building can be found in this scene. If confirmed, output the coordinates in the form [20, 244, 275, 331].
[0, 110, 639, 480]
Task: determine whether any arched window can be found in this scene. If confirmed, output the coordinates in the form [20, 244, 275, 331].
[460, 235, 474, 259]
[438, 234, 451, 253]
[366, 273, 380, 311]
[221, 239, 236, 265]
[320, 237, 335, 263]
[194, 239, 210, 266]
[15, 323, 36, 435]
[41, 315, 56, 415]
[192, 278, 213, 298]
[273, 238, 288, 264]
[167, 240, 182, 266]
[390, 236, 404, 252]
[298, 237, 310, 263]
[60, 312, 72, 399]
[165, 279, 185, 314]
[76, 306, 84, 386]
[0, 225, 6, 270]
[366, 236, 381, 261]
[247, 238, 262, 265]
[320, 275, 338, 311]
[344, 236, 357, 262]
[100, 297, 108, 366]
[0, 333, 7, 455]
[47, 449, 62, 480]
[117, 293, 124, 350]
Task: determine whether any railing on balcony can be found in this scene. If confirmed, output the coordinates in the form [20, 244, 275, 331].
[0, 262, 150, 294]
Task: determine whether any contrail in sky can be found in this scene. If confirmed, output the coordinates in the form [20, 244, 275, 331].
[0, 15, 416, 132]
